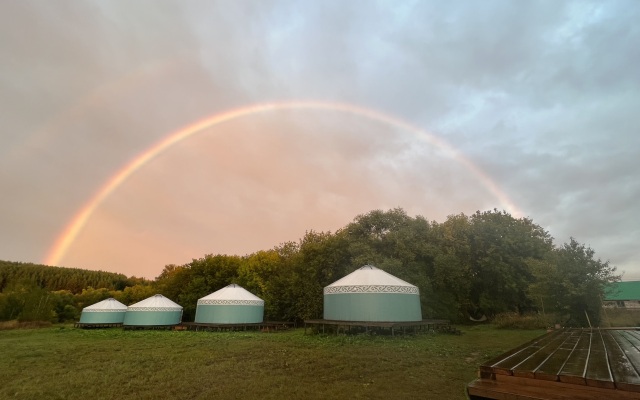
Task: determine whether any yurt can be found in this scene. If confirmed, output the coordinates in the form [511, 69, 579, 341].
[78, 298, 127, 324]
[123, 294, 183, 326]
[195, 284, 264, 324]
[324, 265, 422, 322]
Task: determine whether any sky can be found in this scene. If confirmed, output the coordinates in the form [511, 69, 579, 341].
[1, 1, 639, 280]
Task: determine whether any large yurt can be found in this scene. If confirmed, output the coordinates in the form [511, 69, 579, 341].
[195, 284, 264, 324]
[324, 265, 422, 322]
[78, 298, 127, 324]
[123, 294, 183, 326]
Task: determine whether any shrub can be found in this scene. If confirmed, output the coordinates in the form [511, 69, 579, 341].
[0, 320, 52, 330]
[601, 308, 640, 328]
[492, 312, 552, 329]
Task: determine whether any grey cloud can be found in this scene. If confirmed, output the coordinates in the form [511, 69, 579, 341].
[1, 0, 638, 278]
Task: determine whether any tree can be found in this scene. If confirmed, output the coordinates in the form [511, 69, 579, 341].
[0, 282, 56, 322]
[289, 230, 350, 320]
[466, 210, 553, 317]
[155, 255, 242, 320]
[531, 238, 619, 326]
[429, 213, 474, 320]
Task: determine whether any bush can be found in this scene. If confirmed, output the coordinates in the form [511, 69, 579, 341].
[492, 312, 552, 329]
[601, 308, 640, 327]
[0, 320, 52, 330]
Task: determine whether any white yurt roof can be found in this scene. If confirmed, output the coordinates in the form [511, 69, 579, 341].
[326, 265, 416, 288]
[198, 284, 264, 305]
[83, 298, 127, 312]
[127, 294, 182, 311]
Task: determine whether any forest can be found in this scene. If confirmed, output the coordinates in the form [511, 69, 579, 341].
[0, 208, 619, 326]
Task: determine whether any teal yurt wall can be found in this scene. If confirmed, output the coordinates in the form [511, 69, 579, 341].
[195, 284, 264, 324]
[323, 265, 422, 322]
[123, 294, 183, 326]
[79, 298, 127, 324]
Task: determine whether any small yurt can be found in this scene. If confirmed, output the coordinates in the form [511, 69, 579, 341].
[123, 294, 183, 326]
[324, 265, 422, 322]
[195, 284, 264, 324]
[79, 298, 127, 324]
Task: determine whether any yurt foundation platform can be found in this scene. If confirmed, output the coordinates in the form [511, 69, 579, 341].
[304, 319, 453, 335]
[123, 325, 178, 330]
[74, 322, 123, 329]
[182, 321, 296, 332]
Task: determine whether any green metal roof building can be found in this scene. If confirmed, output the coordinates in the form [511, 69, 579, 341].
[604, 281, 640, 303]
[323, 265, 422, 322]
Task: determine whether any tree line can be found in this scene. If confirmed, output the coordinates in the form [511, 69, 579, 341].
[0, 208, 619, 326]
[0, 261, 149, 322]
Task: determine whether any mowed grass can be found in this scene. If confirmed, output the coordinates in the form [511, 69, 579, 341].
[0, 325, 542, 400]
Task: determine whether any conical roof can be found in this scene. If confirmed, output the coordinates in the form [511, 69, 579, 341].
[198, 284, 264, 306]
[127, 294, 182, 311]
[324, 265, 419, 295]
[82, 298, 127, 312]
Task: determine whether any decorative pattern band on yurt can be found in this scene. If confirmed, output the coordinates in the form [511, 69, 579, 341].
[79, 298, 127, 324]
[195, 284, 264, 324]
[323, 265, 422, 322]
[123, 294, 183, 326]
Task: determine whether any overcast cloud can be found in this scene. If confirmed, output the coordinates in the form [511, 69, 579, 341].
[1, 1, 638, 279]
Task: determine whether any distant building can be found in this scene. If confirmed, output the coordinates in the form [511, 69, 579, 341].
[603, 281, 640, 308]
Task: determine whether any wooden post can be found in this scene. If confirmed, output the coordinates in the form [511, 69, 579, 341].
[584, 310, 592, 328]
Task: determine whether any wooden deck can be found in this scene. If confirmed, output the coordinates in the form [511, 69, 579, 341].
[468, 328, 640, 399]
[74, 322, 123, 329]
[123, 324, 176, 330]
[303, 319, 453, 335]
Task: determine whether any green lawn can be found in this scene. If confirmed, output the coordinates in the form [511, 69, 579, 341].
[0, 325, 543, 399]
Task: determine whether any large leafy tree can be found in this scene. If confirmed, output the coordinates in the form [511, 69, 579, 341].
[466, 210, 554, 317]
[429, 213, 474, 320]
[531, 238, 619, 326]
[288, 230, 350, 320]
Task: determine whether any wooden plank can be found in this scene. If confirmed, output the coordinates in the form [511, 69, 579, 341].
[481, 330, 564, 374]
[584, 329, 614, 388]
[558, 330, 591, 385]
[534, 329, 583, 381]
[621, 330, 640, 344]
[512, 331, 579, 379]
[623, 330, 640, 343]
[491, 330, 572, 375]
[467, 379, 638, 400]
[469, 375, 640, 400]
[606, 330, 640, 391]
[618, 330, 640, 366]
[621, 329, 640, 377]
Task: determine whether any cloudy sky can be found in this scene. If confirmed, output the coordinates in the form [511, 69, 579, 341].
[1, 1, 638, 279]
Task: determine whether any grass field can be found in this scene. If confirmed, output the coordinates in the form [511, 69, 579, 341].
[0, 325, 543, 399]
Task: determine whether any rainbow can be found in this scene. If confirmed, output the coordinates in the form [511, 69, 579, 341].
[44, 100, 523, 266]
